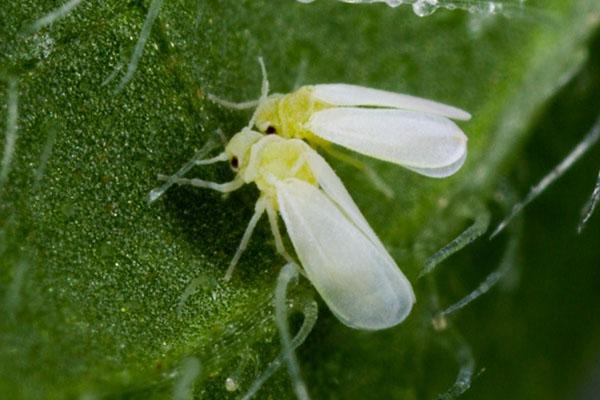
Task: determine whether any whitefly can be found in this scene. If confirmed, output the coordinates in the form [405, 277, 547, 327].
[210, 58, 470, 180]
[151, 130, 415, 330]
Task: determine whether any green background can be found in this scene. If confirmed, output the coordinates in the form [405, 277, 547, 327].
[1, 0, 599, 399]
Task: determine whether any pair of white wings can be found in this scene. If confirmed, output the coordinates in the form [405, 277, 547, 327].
[275, 147, 415, 330]
[307, 84, 470, 178]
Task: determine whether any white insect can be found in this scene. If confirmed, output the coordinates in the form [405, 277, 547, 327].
[152, 130, 415, 330]
[209, 58, 470, 179]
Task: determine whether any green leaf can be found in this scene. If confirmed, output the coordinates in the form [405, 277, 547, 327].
[1, 0, 599, 399]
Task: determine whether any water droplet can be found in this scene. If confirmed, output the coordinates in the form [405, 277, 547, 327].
[225, 377, 238, 392]
[412, 0, 439, 17]
[384, 0, 405, 7]
[487, 2, 504, 15]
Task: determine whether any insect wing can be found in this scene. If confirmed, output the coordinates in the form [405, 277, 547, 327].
[304, 149, 413, 298]
[307, 107, 468, 177]
[312, 84, 471, 121]
[277, 178, 414, 330]
[404, 148, 467, 178]
[304, 148, 383, 245]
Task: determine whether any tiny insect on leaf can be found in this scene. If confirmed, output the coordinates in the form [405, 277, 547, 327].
[152, 129, 415, 330]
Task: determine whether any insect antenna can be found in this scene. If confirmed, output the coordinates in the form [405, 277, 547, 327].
[148, 139, 220, 203]
[194, 152, 228, 165]
[247, 57, 271, 129]
[205, 94, 259, 110]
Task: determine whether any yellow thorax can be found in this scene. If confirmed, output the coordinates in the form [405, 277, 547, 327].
[255, 86, 330, 146]
[245, 135, 317, 207]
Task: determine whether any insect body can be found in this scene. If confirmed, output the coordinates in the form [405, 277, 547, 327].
[211, 60, 470, 179]
[255, 84, 469, 178]
[154, 129, 415, 330]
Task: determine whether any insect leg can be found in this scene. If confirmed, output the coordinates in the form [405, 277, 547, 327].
[148, 139, 220, 203]
[270, 159, 309, 277]
[156, 175, 244, 193]
[266, 202, 295, 265]
[224, 198, 267, 281]
[321, 145, 394, 199]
